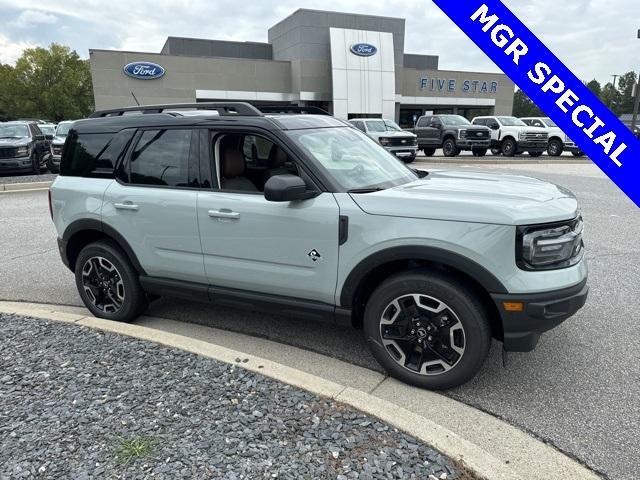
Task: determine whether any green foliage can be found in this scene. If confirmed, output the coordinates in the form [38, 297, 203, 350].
[512, 72, 638, 118]
[113, 436, 156, 465]
[0, 43, 93, 121]
[512, 89, 543, 117]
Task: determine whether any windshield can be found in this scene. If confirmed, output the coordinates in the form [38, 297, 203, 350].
[287, 127, 417, 191]
[0, 124, 29, 138]
[542, 117, 557, 127]
[441, 115, 471, 126]
[383, 120, 402, 131]
[56, 122, 72, 137]
[497, 116, 528, 127]
[40, 125, 55, 135]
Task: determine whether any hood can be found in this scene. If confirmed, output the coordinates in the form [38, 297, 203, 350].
[350, 170, 579, 225]
[52, 136, 66, 145]
[0, 137, 29, 147]
[380, 130, 416, 138]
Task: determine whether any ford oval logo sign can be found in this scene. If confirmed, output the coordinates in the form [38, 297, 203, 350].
[350, 43, 377, 57]
[123, 61, 165, 80]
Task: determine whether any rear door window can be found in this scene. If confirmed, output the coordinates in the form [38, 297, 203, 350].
[61, 133, 115, 177]
[129, 129, 193, 187]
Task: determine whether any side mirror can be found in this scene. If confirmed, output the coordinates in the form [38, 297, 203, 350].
[45, 134, 54, 141]
[264, 174, 318, 202]
[35, 134, 46, 141]
[490, 124, 500, 130]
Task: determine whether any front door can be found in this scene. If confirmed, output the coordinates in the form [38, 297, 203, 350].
[196, 130, 341, 304]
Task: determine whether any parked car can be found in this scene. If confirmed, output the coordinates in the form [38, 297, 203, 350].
[49, 120, 75, 173]
[472, 116, 548, 157]
[520, 117, 584, 157]
[0, 121, 51, 174]
[409, 114, 491, 157]
[349, 118, 418, 163]
[50, 102, 588, 390]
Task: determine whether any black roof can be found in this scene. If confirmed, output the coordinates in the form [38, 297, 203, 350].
[75, 102, 346, 134]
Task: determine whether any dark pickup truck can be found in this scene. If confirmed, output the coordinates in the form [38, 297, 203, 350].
[408, 114, 492, 157]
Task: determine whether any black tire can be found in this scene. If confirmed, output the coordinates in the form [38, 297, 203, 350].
[472, 147, 487, 157]
[422, 148, 436, 157]
[30, 153, 40, 175]
[501, 138, 517, 157]
[571, 151, 585, 157]
[528, 151, 543, 157]
[490, 147, 502, 156]
[442, 138, 460, 157]
[74, 240, 148, 322]
[363, 271, 491, 390]
[47, 158, 59, 173]
[547, 139, 563, 157]
[402, 156, 415, 164]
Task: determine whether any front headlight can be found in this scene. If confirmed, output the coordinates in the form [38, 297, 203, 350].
[518, 131, 526, 140]
[379, 137, 391, 146]
[517, 217, 584, 270]
[458, 129, 467, 139]
[16, 146, 30, 157]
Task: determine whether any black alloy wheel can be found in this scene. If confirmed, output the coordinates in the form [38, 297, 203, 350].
[364, 272, 491, 389]
[501, 138, 517, 157]
[81, 256, 125, 314]
[547, 139, 564, 157]
[443, 139, 460, 157]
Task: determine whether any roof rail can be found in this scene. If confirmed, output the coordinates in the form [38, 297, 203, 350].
[89, 102, 263, 118]
[259, 106, 330, 116]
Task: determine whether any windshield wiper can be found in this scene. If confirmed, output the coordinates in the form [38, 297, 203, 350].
[347, 187, 385, 194]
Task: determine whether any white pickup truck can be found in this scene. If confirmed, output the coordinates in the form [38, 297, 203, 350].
[471, 116, 549, 157]
[520, 117, 585, 157]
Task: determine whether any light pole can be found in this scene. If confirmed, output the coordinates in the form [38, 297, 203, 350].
[632, 29, 640, 134]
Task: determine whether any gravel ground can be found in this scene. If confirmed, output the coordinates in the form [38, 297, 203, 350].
[0, 173, 57, 184]
[0, 314, 465, 480]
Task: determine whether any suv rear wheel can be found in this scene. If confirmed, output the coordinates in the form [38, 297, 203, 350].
[75, 240, 148, 322]
[472, 147, 487, 157]
[364, 271, 491, 390]
[422, 148, 436, 157]
[442, 138, 460, 157]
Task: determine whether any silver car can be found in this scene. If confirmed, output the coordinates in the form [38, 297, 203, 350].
[349, 118, 418, 163]
[50, 102, 588, 390]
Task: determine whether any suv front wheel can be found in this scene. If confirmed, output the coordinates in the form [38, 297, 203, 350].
[442, 139, 460, 157]
[501, 138, 517, 157]
[75, 240, 148, 322]
[364, 272, 491, 390]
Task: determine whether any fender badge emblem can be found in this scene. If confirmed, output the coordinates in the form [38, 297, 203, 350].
[308, 249, 322, 262]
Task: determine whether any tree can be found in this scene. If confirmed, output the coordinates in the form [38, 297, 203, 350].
[585, 79, 602, 98]
[617, 71, 638, 114]
[601, 82, 622, 114]
[512, 89, 543, 117]
[0, 43, 93, 121]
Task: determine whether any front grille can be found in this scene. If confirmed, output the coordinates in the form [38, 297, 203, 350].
[53, 146, 63, 155]
[464, 129, 490, 139]
[0, 147, 18, 159]
[386, 137, 417, 147]
[521, 131, 549, 141]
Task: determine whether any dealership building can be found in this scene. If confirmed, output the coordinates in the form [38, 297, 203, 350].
[89, 9, 514, 126]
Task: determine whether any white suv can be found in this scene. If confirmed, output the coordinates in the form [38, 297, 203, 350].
[472, 116, 548, 157]
[520, 117, 585, 157]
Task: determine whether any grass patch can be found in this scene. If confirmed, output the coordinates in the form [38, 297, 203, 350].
[113, 436, 156, 465]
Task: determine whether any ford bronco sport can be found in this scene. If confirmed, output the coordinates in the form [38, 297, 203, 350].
[50, 103, 588, 390]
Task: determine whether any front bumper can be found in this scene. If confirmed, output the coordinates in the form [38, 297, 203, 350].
[0, 157, 33, 173]
[458, 139, 491, 149]
[384, 145, 418, 159]
[517, 141, 548, 151]
[491, 278, 588, 352]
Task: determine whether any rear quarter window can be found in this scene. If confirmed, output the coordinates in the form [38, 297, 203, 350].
[61, 130, 134, 178]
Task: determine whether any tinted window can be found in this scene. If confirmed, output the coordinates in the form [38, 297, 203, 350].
[472, 118, 485, 126]
[61, 133, 114, 177]
[417, 117, 431, 127]
[130, 129, 192, 187]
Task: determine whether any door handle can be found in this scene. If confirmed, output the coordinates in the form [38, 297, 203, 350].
[208, 209, 240, 219]
[114, 202, 139, 211]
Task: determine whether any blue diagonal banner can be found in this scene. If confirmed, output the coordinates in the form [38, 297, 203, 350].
[432, 0, 640, 208]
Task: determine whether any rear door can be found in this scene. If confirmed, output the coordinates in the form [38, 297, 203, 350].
[196, 128, 341, 305]
[415, 116, 438, 146]
[102, 127, 206, 284]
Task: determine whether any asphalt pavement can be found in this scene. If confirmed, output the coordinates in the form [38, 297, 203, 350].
[0, 162, 638, 480]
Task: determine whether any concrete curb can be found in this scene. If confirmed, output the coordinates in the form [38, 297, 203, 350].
[414, 158, 592, 165]
[0, 301, 601, 480]
[0, 181, 52, 192]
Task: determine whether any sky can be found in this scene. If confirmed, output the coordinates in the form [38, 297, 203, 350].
[0, 0, 637, 85]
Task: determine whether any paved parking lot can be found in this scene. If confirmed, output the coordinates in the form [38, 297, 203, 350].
[1, 162, 638, 480]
